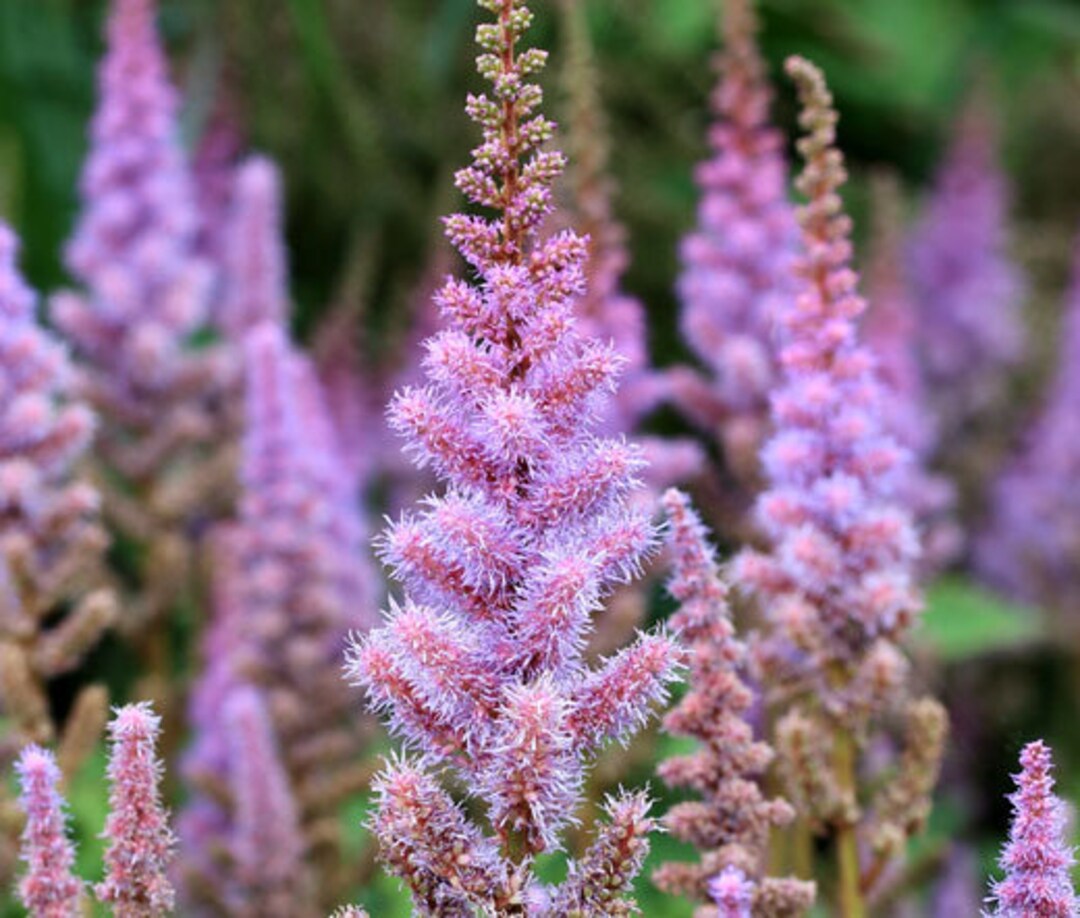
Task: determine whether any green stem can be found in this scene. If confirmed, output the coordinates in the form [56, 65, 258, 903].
[834, 730, 865, 918]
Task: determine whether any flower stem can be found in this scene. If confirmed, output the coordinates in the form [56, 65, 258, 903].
[834, 730, 865, 918]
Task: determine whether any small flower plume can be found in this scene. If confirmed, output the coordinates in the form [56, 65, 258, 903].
[180, 322, 375, 911]
[96, 702, 176, 917]
[193, 89, 245, 274]
[13, 746, 83, 917]
[220, 156, 288, 342]
[734, 56, 920, 720]
[556, 0, 702, 489]
[653, 489, 813, 915]
[50, 0, 234, 605]
[908, 86, 1026, 430]
[862, 173, 960, 576]
[346, 0, 680, 909]
[977, 229, 1080, 612]
[223, 686, 314, 918]
[986, 740, 1079, 917]
[669, 0, 799, 490]
[0, 221, 114, 751]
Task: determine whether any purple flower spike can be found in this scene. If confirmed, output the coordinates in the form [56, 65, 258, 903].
[14, 746, 83, 918]
[909, 88, 1026, 429]
[734, 58, 920, 720]
[220, 156, 288, 341]
[180, 321, 375, 910]
[670, 0, 799, 483]
[977, 230, 1080, 610]
[50, 0, 233, 547]
[987, 740, 1078, 917]
[346, 0, 681, 908]
[96, 702, 176, 917]
[224, 685, 313, 918]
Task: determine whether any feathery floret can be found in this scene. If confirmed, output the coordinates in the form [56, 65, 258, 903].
[986, 740, 1078, 917]
[95, 703, 175, 917]
[347, 0, 680, 908]
[13, 746, 83, 917]
[669, 0, 799, 488]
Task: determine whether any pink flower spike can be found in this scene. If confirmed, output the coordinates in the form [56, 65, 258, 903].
[96, 702, 176, 917]
[14, 745, 84, 918]
[987, 740, 1079, 917]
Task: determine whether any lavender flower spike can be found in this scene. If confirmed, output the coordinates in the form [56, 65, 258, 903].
[986, 740, 1078, 917]
[669, 0, 799, 485]
[654, 490, 813, 914]
[976, 229, 1080, 612]
[14, 746, 83, 917]
[96, 702, 176, 917]
[734, 57, 920, 719]
[908, 87, 1026, 429]
[51, 0, 232, 555]
[220, 156, 288, 341]
[347, 0, 681, 909]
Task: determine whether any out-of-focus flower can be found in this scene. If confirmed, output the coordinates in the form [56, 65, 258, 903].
[668, 0, 799, 496]
[908, 87, 1026, 431]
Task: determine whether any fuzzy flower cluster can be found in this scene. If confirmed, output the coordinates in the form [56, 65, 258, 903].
[908, 89, 1026, 430]
[0, 222, 114, 749]
[51, 0, 233, 552]
[669, 0, 799, 487]
[986, 740, 1079, 917]
[735, 58, 920, 719]
[14, 703, 174, 918]
[557, 0, 702, 490]
[346, 1, 681, 911]
[976, 231, 1080, 612]
[653, 490, 814, 916]
[180, 322, 374, 914]
[862, 173, 960, 576]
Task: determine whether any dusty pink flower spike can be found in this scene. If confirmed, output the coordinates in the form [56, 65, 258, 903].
[14, 745, 83, 918]
[96, 702, 176, 917]
[986, 740, 1079, 918]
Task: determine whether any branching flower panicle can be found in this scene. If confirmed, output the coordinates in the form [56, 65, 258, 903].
[346, 1, 681, 911]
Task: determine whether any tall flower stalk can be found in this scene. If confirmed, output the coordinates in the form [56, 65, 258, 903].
[51, 0, 235, 640]
[668, 0, 799, 516]
[346, 0, 681, 911]
[735, 58, 945, 916]
[654, 489, 814, 915]
[986, 740, 1078, 917]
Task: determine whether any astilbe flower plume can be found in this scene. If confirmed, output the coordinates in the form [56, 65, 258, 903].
[95, 703, 175, 917]
[50, 0, 235, 632]
[862, 173, 960, 576]
[556, 0, 702, 490]
[986, 740, 1079, 917]
[0, 223, 114, 749]
[908, 87, 1026, 432]
[653, 490, 813, 916]
[180, 322, 375, 913]
[976, 230, 1080, 616]
[668, 0, 799, 494]
[346, 1, 681, 912]
[13, 746, 83, 917]
[192, 88, 245, 277]
[734, 58, 944, 912]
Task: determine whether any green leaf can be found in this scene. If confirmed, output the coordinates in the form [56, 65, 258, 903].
[918, 576, 1042, 661]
